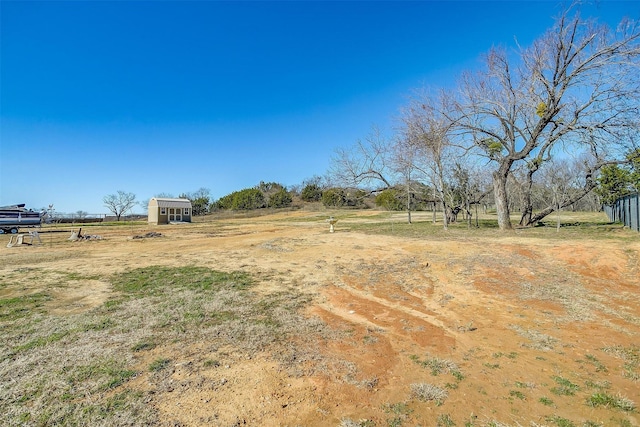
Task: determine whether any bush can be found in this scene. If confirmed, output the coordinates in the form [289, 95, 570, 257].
[301, 184, 323, 202]
[190, 197, 210, 215]
[268, 188, 293, 208]
[322, 188, 346, 207]
[375, 189, 404, 211]
[233, 188, 265, 210]
[214, 188, 266, 211]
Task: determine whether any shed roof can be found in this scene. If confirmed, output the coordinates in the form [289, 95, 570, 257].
[150, 198, 192, 208]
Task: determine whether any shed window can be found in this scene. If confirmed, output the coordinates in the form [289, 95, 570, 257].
[183, 208, 190, 216]
[160, 207, 166, 215]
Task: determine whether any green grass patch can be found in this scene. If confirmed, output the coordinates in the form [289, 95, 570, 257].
[509, 390, 526, 400]
[81, 317, 114, 331]
[65, 358, 138, 393]
[586, 392, 635, 411]
[584, 354, 608, 372]
[0, 293, 51, 320]
[132, 340, 156, 352]
[602, 344, 639, 381]
[203, 359, 220, 368]
[111, 266, 253, 296]
[436, 413, 456, 427]
[550, 376, 580, 396]
[12, 330, 69, 353]
[346, 211, 633, 242]
[410, 354, 461, 378]
[149, 358, 171, 372]
[382, 402, 413, 426]
[545, 415, 576, 427]
[539, 396, 554, 406]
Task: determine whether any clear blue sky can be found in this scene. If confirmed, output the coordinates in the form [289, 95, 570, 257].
[1, 1, 638, 214]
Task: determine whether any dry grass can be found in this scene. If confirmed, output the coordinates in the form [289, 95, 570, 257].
[0, 265, 333, 426]
[410, 382, 448, 405]
[1, 209, 639, 426]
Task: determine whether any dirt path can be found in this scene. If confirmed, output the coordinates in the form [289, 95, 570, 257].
[1, 211, 639, 426]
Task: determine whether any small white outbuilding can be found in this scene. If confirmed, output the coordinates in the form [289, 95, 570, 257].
[148, 198, 192, 225]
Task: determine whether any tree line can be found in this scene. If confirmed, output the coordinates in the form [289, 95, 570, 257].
[330, 5, 640, 230]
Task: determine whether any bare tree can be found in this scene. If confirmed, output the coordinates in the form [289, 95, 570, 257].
[444, 7, 640, 230]
[392, 136, 428, 223]
[402, 93, 459, 230]
[103, 191, 137, 221]
[330, 126, 394, 190]
[539, 159, 576, 231]
[528, 153, 620, 224]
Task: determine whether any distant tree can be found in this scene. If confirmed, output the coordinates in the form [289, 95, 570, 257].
[256, 181, 284, 194]
[234, 189, 265, 210]
[75, 210, 88, 219]
[191, 197, 211, 215]
[256, 182, 288, 205]
[103, 191, 137, 221]
[181, 188, 212, 215]
[215, 188, 265, 211]
[301, 184, 323, 202]
[322, 188, 346, 207]
[540, 159, 576, 231]
[330, 126, 394, 190]
[402, 95, 458, 230]
[214, 193, 234, 210]
[268, 187, 293, 208]
[375, 189, 404, 211]
[391, 136, 427, 223]
[595, 164, 634, 205]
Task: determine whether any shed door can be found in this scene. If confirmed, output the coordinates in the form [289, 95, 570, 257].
[168, 208, 182, 222]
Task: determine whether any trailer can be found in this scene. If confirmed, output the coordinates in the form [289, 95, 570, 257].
[0, 204, 45, 234]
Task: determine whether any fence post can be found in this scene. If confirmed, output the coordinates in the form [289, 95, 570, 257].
[608, 193, 640, 232]
[635, 194, 639, 232]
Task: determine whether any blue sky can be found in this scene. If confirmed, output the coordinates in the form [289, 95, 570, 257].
[1, 1, 638, 214]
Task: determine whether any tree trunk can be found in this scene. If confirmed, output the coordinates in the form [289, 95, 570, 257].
[519, 206, 533, 227]
[518, 180, 533, 226]
[518, 164, 539, 226]
[406, 189, 412, 224]
[432, 189, 437, 224]
[528, 182, 597, 225]
[492, 170, 513, 230]
[442, 201, 449, 230]
[475, 202, 479, 228]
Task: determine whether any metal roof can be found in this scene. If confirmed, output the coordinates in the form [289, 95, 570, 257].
[150, 198, 192, 208]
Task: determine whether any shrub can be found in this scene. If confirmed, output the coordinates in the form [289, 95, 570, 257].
[268, 188, 293, 208]
[410, 382, 448, 405]
[215, 188, 266, 210]
[322, 188, 346, 207]
[586, 392, 635, 411]
[190, 196, 211, 215]
[301, 183, 323, 202]
[375, 189, 404, 211]
[234, 188, 265, 210]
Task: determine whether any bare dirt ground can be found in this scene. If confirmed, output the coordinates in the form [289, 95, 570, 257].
[1, 210, 639, 426]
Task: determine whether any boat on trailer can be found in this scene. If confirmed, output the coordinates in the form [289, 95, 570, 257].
[0, 204, 45, 234]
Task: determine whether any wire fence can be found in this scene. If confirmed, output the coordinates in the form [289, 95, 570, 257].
[604, 193, 639, 232]
[45, 213, 147, 224]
